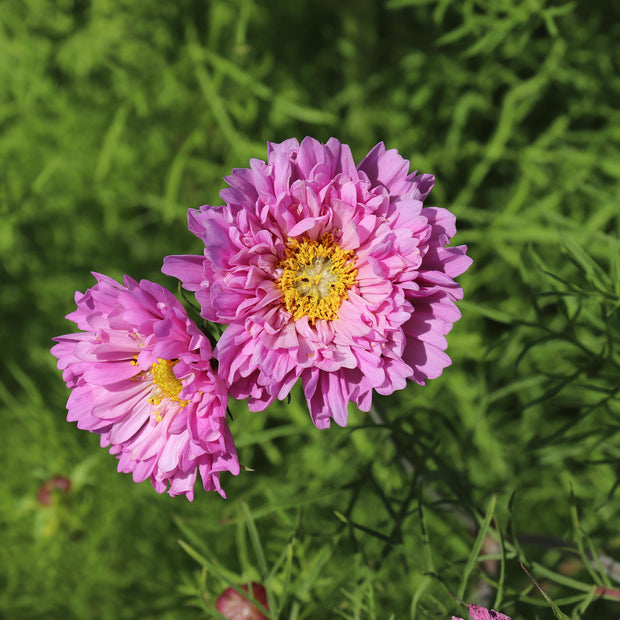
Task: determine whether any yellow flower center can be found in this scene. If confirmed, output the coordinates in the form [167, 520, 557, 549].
[276, 233, 357, 323]
[148, 359, 189, 421]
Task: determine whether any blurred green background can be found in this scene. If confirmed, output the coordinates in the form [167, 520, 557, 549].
[2, 0, 620, 618]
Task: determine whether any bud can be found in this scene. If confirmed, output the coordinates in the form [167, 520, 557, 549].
[215, 582, 268, 620]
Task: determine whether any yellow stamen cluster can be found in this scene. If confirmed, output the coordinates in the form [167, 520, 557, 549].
[276, 233, 357, 323]
[148, 359, 189, 421]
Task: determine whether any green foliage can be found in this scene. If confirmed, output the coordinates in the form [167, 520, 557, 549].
[1, 0, 620, 618]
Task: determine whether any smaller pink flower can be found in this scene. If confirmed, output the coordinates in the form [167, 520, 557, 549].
[447, 603, 513, 620]
[51, 273, 239, 500]
[216, 583, 269, 620]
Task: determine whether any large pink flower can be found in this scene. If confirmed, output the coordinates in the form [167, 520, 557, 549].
[51, 273, 239, 499]
[163, 137, 472, 429]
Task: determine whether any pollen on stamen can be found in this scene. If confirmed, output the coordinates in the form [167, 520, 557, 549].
[276, 233, 357, 324]
[148, 359, 190, 419]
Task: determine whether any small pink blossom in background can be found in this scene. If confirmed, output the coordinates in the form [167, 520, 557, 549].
[595, 586, 620, 601]
[36, 475, 71, 506]
[446, 603, 513, 620]
[51, 273, 239, 500]
[163, 137, 471, 429]
[216, 582, 269, 620]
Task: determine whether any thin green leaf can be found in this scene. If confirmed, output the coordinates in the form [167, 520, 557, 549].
[457, 495, 496, 600]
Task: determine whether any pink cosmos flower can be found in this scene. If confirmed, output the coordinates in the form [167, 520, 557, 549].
[163, 137, 472, 429]
[51, 273, 239, 500]
[449, 603, 513, 620]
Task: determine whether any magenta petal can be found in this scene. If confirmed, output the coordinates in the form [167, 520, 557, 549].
[288, 217, 319, 237]
[201, 209, 237, 269]
[403, 339, 452, 384]
[158, 432, 187, 472]
[468, 604, 513, 620]
[82, 361, 138, 385]
[443, 246, 473, 278]
[108, 402, 150, 444]
[303, 370, 349, 429]
[325, 137, 358, 179]
[161, 254, 205, 292]
[296, 136, 328, 178]
[422, 206, 457, 238]
[357, 142, 411, 192]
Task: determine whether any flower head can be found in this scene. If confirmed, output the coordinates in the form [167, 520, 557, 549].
[449, 603, 513, 620]
[163, 137, 472, 428]
[51, 273, 239, 500]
